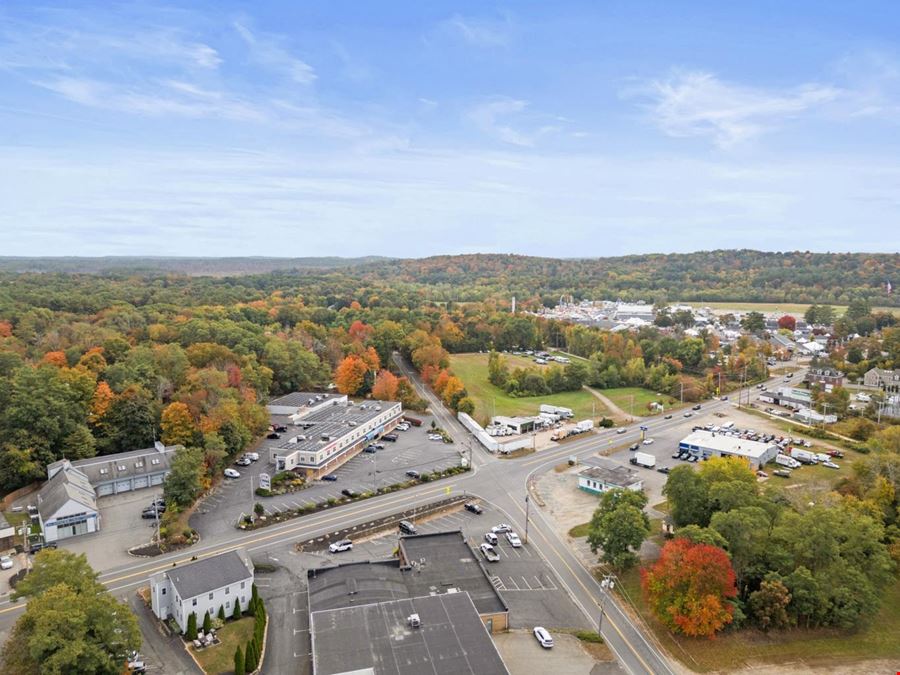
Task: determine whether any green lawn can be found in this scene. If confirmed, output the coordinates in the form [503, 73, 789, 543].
[449, 353, 609, 425]
[597, 387, 676, 417]
[615, 566, 900, 671]
[568, 522, 591, 538]
[689, 301, 898, 316]
[190, 616, 256, 675]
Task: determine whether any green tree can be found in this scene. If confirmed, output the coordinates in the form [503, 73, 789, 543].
[202, 610, 212, 633]
[741, 311, 766, 333]
[663, 466, 710, 527]
[234, 645, 245, 675]
[233, 600, 242, 620]
[12, 549, 100, 600]
[163, 447, 205, 508]
[218, 605, 226, 622]
[586, 488, 650, 569]
[748, 578, 792, 631]
[673, 524, 728, 548]
[186, 611, 198, 640]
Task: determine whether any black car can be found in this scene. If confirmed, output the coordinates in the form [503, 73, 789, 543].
[272, 424, 288, 432]
[692, 404, 702, 410]
[464, 502, 483, 514]
[405, 470, 420, 479]
[628, 443, 639, 451]
[321, 474, 338, 482]
[28, 541, 58, 554]
[150, 498, 165, 508]
[664, 414, 672, 419]
[382, 434, 398, 442]
[363, 446, 377, 453]
[398, 520, 418, 534]
[141, 509, 161, 519]
[341, 488, 358, 498]
[266, 432, 281, 440]
[656, 466, 671, 474]
[671, 452, 681, 459]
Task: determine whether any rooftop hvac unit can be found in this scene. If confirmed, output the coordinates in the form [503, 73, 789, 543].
[407, 614, 421, 629]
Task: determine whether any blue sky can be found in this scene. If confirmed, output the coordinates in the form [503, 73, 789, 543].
[1, 1, 899, 258]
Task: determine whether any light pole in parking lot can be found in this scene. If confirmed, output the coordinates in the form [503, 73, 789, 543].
[524, 493, 530, 544]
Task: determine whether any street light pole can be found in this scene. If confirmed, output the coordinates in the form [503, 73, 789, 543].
[524, 494, 530, 545]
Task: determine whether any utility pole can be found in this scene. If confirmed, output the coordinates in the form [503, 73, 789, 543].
[598, 574, 615, 635]
[524, 493, 530, 545]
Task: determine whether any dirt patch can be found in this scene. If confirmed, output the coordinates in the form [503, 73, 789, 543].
[534, 469, 598, 536]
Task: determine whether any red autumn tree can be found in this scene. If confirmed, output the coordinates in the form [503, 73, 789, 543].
[334, 354, 370, 395]
[777, 315, 796, 331]
[0, 320, 11, 337]
[371, 370, 400, 401]
[432, 369, 451, 396]
[348, 320, 373, 343]
[641, 538, 737, 638]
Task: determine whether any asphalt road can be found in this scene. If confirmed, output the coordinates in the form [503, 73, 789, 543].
[0, 356, 802, 675]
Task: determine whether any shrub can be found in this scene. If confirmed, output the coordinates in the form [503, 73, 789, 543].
[254, 487, 272, 497]
[185, 611, 198, 640]
[232, 600, 242, 620]
[234, 645, 245, 675]
[202, 610, 212, 633]
[574, 630, 604, 643]
[254, 502, 265, 516]
[218, 605, 226, 622]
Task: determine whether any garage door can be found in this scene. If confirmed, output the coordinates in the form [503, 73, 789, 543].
[133, 476, 149, 490]
[96, 484, 114, 497]
[115, 480, 132, 493]
[150, 473, 164, 486]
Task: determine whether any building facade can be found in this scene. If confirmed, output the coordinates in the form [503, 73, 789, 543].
[864, 368, 900, 395]
[577, 465, 643, 494]
[678, 430, 779, 469]
[47, 442, 179, 497]
[37, 465, 101, 543]
[150, 550, 254, 633]
[804, 368, 844, 389]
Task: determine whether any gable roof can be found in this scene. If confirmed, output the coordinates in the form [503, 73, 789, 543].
[165, 550, 253, 599]
[37, 466, 98, 521]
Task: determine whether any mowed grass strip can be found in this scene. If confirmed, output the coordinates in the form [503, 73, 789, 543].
[448, 353, 608, 424]
[597, 387, 675, 417]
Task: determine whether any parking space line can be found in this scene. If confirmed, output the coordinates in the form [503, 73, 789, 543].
[520, 576, 533, 590]
[505, 576, 520, 590]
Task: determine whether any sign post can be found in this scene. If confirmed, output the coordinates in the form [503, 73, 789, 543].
[258, 472, 271, 491]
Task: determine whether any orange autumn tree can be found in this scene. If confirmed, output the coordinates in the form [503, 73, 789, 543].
[161, 401, 198, 447]
[334, 354, 371, 395]
[641, 538, 737, 638]
[41, 351, 67, 367]
[371, 370, 400, 401]
[89, 381, 115, 424]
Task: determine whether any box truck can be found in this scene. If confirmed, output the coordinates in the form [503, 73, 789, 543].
[630, 452, 656, 469]
[790, 448, 818, 464]
[575, 420, 594, 432]
[776, 454, 801, 469]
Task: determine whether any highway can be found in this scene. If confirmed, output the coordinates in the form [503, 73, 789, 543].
[0, 353, 800, 675]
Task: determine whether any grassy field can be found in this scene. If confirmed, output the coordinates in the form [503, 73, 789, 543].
[615, 566, 900, 672]
[448, 353, 609, 424]
[190, 616, 256, 675]
[568, 522, 590, 538]
[597, 387, 676, 417]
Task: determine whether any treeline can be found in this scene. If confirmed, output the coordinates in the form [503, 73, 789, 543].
[488, 351, 586, 397]
[659, 439, 899, 634]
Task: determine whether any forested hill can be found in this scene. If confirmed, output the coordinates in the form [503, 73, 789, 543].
[355, 250, 900, 307]
[0, 256, 389, 276]
[0, 250, 897, 306]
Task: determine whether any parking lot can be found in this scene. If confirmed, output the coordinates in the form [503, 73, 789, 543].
[191, 412, 465, 538]
[312, 501, 589, 631]
[59, 488, 165, 568]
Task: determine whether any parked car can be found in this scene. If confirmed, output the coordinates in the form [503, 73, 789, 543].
[720, 396, 729, 401]
[479, 543, 500, 562]
[150, 498, 165, 508]
[341, 488, 358, 498]
[656, 466, 670, 474]
[272, 424, 288, 432]
[642, 438, 654, 445]
[244, 452, 259, 461]
[234, 457, 252, 466]
[822, 461, 840, 469]
[405, 470, 420, 479]
[692, 404, 702, 410]
[382, 434, 398, 442]
[374, 443, 385, 449]
[363, 445, 377, 453]
[1, 556, 14, 570]
[329, 539, 353, 553]
[671, 452, 682, 459]
[141, 509, 160, 519]
[533, 626, 554, 649]
[506, 532, 522, 547]
[28, 542, 57, 554]
[484, 532, 499, 545]
[464, 502, 483, 514]
[224, 468, 240, 479]
[664, 414, 672, 419]
[491, 523, 512, 534]
[683, 412, 693, 417]
[827, 450, 844, 458]
[756, 470, 768, 478]
[427, 434, 443, 441]
[399, 520, 418, 535]
[773, 469, 792, 478]
[628, 443, 639, 451]
[616, 428, 627, 434]
[266, 432, 281, 440]
[321, 474, 338, 481]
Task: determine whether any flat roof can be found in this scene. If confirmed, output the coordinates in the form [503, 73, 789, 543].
[268, 391, 346, 409]
[680, 430, 776, 459]
[578, 464, 641, 487]
[310, 592, 508, 675]
[308, 533, 507, 618]
[274, 400, 401, 459]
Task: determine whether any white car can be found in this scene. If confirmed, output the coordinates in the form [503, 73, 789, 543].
[642, 438, 654, 445]
[822, 461, 840, 469]
[506, 532, 522, 548]
[329, 539, 353, 553]
[428, 434, 443, 441]
[224, 468, 241, 479]
[244, 452, 260, 461]
[491, 523, 512, 534]
[479, 543, 500, 562]
[616, 428, 627, 434]
[533, 626, 554, 648]
[484, 532, 499, 545]
[0, 556, 12, 570]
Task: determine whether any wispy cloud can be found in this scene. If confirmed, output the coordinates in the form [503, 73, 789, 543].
[442, 14, 513, 47]
[467, 98, 534, 146]
[233, 20, 316, 84]
[631, 70, 841, 148]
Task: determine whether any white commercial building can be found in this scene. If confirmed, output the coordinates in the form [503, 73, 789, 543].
[490, 415, 537, 435]
[150, 550, 254, 633]
[577, 463, 643, 495]
[36, 465, 100, 543]
[266, 391, 347, 418]
[678, 430, 779, 469]
[271, 399, 403, 477]
[47, 442, 179, 497]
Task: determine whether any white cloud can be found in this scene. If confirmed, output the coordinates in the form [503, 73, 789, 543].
[233, 20, 316, 84]
[467, 98, 534, 146]
[443, 14, 512, 47]
[633, 70, 841, 147]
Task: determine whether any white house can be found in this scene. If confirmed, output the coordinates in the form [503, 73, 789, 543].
[577, 463, 643, 494]
[36, 465, 100, 543]
[150, 550, 254, 633]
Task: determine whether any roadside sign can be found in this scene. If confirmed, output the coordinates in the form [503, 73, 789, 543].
[640, 425, 648, 431]
[258, 473, 271, 490]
